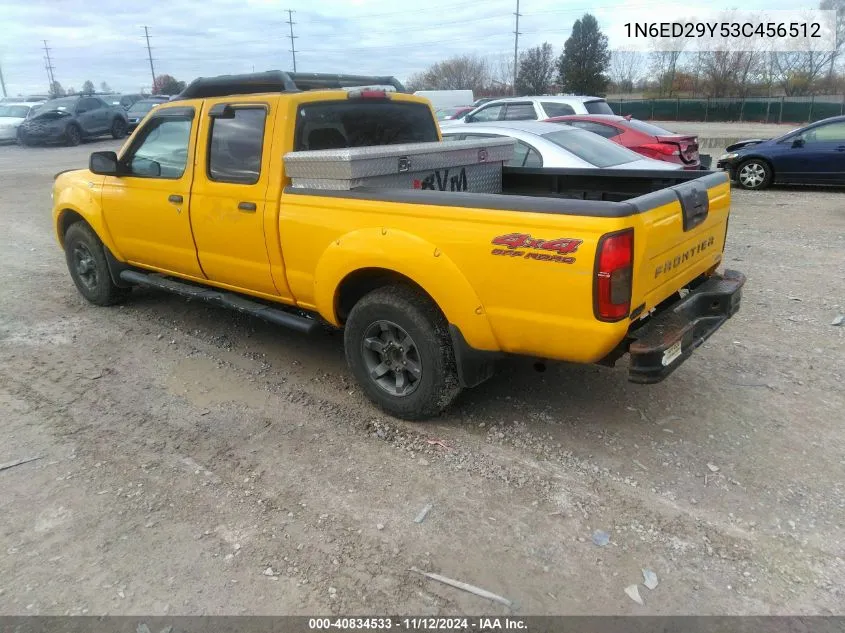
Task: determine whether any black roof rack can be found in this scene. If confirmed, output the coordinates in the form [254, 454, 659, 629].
[173, 70, 407, 101]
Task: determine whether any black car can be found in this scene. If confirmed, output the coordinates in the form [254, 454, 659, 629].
[125, 97, 169, 131]
[17, 95, 129, 147]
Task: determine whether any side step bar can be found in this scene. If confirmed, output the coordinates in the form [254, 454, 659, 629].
[120, 270, 318, 335]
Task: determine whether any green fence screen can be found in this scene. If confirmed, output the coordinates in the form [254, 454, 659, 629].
[611, 97, 845, 123]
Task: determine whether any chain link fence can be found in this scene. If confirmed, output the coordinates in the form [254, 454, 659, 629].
[611, 96, 845, 124]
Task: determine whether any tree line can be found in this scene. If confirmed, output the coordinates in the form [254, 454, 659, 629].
[408, 2, 845, 99]
[406, 13, 611, 97]
[46, 74, 187, 98]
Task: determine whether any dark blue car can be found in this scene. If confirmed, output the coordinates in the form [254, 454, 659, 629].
[716, 115, 845, 190]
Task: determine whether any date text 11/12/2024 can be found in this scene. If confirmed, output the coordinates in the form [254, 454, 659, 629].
[307, 617, 528, 630]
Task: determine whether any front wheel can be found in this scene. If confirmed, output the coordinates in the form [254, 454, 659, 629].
[65, 124, 82, 147]
[111, 118, 127, 139]
[344, 285, 461, 420]
[64, 222, 130, 306]
[735, 159, 772, 190]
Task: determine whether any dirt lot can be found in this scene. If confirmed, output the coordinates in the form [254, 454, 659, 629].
[1, 138, 844, 617]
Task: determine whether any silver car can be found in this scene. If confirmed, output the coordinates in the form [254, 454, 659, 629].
[441, 121, 682, 170]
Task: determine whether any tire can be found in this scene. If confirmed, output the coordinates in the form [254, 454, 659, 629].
[64, 222, 130, 306]
[110, 118, 127, 139]
[344, 285, 461, 420]
[65, 124, 82, 147]
[735, 159, 772, 190]
[17, 132, 34, 147]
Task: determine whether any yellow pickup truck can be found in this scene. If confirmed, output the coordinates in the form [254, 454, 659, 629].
[52, 72, 745, 420]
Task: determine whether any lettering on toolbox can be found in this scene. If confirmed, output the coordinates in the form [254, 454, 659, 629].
[655, 235, 715, 278]
[490, 232, 582, 264]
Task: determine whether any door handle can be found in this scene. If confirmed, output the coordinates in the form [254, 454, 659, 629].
[168, 194, 183, 204]
[238, 201, 257, 212]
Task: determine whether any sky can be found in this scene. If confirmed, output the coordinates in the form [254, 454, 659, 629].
[0, 0, 813, 96]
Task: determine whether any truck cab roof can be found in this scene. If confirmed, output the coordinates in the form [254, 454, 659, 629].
[171, 70, 408, 101]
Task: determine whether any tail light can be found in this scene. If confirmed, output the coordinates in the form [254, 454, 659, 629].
[594, 229, 634, 321]
[639, 142, 680, 156]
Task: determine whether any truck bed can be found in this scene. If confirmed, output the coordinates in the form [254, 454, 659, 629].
[284, 168, 727, 218]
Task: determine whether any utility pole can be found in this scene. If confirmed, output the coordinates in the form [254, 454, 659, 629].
[512, 0, 521, 95]
[143, 26, 157, 92]
[286, 9, 298, 72]
[0, 61, 7, 98]
[43, 40, 56, 94]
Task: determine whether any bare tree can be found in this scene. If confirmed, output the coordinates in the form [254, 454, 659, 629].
[650, 51, 686, 96]
[517, 43, 556, 95]
[489, 54, 515, 94]
[404, 55, 490, 92]
[608, 51, 645, 93]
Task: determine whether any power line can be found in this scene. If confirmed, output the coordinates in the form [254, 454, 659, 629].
[286, 9, 298, 73]
[143, 26, 157, 89]
[43, 40, 55, 93]
[513, 0, 521, 95]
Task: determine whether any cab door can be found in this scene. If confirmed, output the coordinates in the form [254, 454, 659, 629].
[100, 105, 204, 277]
[189, 97, 289, 298]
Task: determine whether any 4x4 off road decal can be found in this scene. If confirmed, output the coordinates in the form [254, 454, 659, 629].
[490, 232, 582, 264]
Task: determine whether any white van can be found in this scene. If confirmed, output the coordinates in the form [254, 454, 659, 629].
[413, 90, 474, 110]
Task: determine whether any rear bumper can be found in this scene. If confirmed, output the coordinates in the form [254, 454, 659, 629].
[627, 269, 746, 383]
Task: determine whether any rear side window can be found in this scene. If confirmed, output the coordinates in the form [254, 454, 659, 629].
[208, 108, 267, 184]
[570, 121, 620, 139]
[294, 101, 438, 151]
[624, 119, 674, 136]
[503, 103, 536, 121]
[584, 99, 614, 115]
[542, 102, 576, 117]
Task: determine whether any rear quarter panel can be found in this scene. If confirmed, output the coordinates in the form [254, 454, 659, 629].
[279, 193, 633, 363]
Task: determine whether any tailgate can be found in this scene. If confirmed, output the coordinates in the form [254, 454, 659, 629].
[629, 171, 730, 313]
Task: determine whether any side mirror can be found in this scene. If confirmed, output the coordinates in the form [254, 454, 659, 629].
[89, 151, 121, 176]
[792, 137, 805, 148]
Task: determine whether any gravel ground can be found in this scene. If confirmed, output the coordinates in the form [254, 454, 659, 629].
[1, 138, 844, 616]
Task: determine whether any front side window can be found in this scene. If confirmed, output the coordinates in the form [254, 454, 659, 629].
[125, 117, 192, 179]
[77, 98, 100, 113]
[469, 105, 503, 122]
[208, 108, 267, 184]
[804, 121, 845, 143]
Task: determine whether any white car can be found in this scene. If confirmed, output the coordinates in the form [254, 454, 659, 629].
[441, 121, 682, 170]
[0, 102, 41, 143]
[440, 95, 614, 128]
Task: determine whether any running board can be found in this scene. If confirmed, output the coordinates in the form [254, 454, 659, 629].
[119, 270, 318, 335]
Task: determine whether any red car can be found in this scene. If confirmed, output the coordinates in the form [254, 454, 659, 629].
[544, 114, 702, 169]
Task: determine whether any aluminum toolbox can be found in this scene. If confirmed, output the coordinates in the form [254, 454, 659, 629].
[283, 138, 515, 193]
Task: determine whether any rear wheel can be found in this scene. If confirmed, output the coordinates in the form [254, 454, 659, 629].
[344, 285, 461, 420]
[735, 159, 772, 190]
[64, 222, 130, 306]
[111, 118, 127, 139]
[65, 124, 81, 147]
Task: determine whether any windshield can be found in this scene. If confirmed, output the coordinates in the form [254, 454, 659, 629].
[128, 101, 159, 115]
[584, 99, 614, 115]
[37, 97, 79, 112]
[542, 128, 642, 167]
[0, 105, 30, 118]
